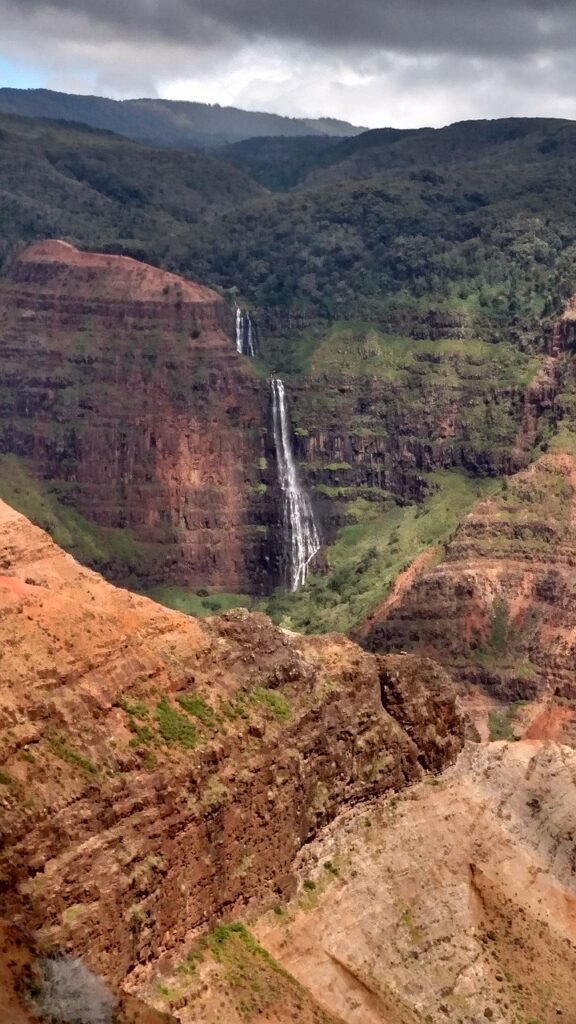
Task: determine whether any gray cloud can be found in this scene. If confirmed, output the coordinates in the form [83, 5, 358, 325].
[4, 0, 576, 58]
[3, 0, 576, 127]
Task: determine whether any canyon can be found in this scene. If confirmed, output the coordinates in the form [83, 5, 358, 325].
[2, 110, 576, 1024]
[1, 501, 575, 1022]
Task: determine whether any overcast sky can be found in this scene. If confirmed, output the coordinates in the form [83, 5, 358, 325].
[2, 0, 576, 127]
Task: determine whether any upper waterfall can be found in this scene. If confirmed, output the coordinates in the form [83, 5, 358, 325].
[235, 307, 256, 357]
[271, 377, 320, 591]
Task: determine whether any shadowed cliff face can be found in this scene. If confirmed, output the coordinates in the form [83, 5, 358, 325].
[0, 241, 281, 593]
[0, 498, 465, 993]
[359, 452, 576, 706]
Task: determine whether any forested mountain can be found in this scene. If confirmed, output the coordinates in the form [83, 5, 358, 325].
[0, 112, 263, 270]
[4, 109, 576, 336]
[0, 87, 364, 148]
[186, 117, 576, 330]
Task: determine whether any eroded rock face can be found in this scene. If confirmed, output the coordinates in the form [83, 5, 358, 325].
[254, 741, 576, 1024]
[360, 453, 576, 703]
[0, 241, 279, 592]
[0, 499, 464, 990]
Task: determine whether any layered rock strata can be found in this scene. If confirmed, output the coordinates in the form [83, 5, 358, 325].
[0, 498, 465, 992]
[359, 452, 576, 702]
[0, 240, 278, 592]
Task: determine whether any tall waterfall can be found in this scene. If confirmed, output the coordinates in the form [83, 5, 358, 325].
[235, 306, 243, 354]
[246, 315, 256, 357]
[271, 377, 320, 591]
[235, 307, 256, 357]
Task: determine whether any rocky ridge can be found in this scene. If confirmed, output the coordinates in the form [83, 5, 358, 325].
[253, 740, 576, 1024]
[0, 498, 464, 1015]
[359, 451, 576, 715]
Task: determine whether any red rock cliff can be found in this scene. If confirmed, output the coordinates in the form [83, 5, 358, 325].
[359, 452, 576, 702]
[0, 241, 277, 592]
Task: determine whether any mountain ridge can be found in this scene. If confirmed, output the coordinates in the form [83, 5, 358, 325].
[0, 87, 365, 149]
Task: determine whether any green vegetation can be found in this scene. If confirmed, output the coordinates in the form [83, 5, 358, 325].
[0, 769, 13, 786]
[401, 908, 424, 945]
[0, 110, 263, 272]
[488, 710, 516, 742]
[488, 599, 511, 655]
[0, 454, 162, 586]
[167, 919, 324, 1021]
[176, 693, 217, 728]
[250, 687, 291, 722]
[49, 736, 99, 777]
[265, 471, 498, 634]
[201, 776, 230, 809]
[204, 923, 288, 973]
[0, 90, 360, 151]
[307, 325, 540, 385]
[3, 110, 576, 333]
[184, 132, 576, 326]
[141, 586, 251, 617]
[119, 698, 149, 720]
[155, 698, 198, 749]
[488, 701, 529, 741]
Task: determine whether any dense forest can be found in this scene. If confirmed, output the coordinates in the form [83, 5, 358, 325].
[3, 111, 576, 349]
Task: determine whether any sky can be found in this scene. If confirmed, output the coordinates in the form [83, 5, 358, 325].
[2, 0, 576, 128]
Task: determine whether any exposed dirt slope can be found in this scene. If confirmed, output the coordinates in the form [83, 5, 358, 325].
[255, 741, 576, 1024]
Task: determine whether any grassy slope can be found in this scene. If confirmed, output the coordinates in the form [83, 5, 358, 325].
[310, 325, 539, 383]
[264, 471, 499, 634]
[0, 454, 160, 584]
[141, 586, 252, 617]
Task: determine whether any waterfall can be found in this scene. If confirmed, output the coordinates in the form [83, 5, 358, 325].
[271, 377, 320, 591]
[246, 315, 256, 358]
[235, 307, 257, 357]
[235, 306, 243, 354]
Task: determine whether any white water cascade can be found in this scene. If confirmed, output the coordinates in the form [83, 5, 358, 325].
[235, 306, 243, 353]
[271, 377, 320, 591]
[246, 314, 256, 357]
[235, 307, 256, 357]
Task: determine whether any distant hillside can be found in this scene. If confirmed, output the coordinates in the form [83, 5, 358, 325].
[0, 88, 365, 149]
[217, 116, 576, 190]
[0, 112, 264, 270]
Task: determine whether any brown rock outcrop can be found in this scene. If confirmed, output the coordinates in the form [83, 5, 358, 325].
[360, 452, 576, 702]
[0, 499, 464, 993]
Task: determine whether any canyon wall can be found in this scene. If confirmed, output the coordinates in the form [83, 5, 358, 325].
[0, 499, 465, 988]
[359, 451, 576, 701]
[0, 241, 566, 596]
[0, 240, 281, 592]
